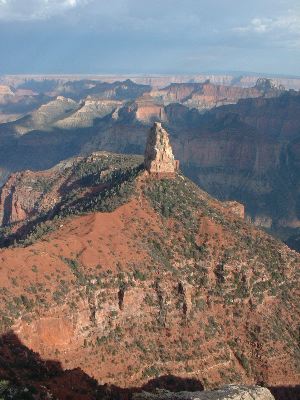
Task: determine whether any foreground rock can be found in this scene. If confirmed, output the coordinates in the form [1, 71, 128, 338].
[134, 385, 274, 400]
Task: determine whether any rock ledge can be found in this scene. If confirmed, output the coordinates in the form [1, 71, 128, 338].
[133, 385, 274, 400]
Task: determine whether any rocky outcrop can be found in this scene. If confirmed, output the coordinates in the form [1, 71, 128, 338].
[118, 95, 167, 124]
[134, 94, 167, 123]
[144, 122, 178, 177]
[223, 201, 245, 219]
[134, 385, 275, 400]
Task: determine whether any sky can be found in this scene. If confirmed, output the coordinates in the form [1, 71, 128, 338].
[0, 0, 299, 76]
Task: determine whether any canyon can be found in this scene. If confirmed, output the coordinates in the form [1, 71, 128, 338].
[0, 77, 299, 250]
[0, 125, 299, 400]
[152, 78, 283, 111]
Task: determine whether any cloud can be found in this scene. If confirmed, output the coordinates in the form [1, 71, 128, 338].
[0, 0, 299, 75]
[233, 9, 300, 36]
[234, 18, 272, 33]
[231, 7, 300, 51]
[0, 0, 89, 20]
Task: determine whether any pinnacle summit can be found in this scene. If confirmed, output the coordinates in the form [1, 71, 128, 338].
[144, 122, 179, 178]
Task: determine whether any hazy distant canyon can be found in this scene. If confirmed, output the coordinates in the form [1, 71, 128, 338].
[0, 74, 299, 248]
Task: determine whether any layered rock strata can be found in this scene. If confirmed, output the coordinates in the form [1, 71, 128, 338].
[144, 122, 179, 177]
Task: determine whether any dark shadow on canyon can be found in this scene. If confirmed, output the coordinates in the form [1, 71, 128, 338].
[269, 386, 300, 400]
[0, 331, 203, 399]
[0, 331, 299, 400]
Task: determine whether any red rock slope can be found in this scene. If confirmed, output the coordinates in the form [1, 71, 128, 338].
[0, 148, 299, 395]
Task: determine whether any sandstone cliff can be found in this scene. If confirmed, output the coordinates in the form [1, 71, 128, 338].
[154, 79, 282, 112]
[144, 123, 178, 177]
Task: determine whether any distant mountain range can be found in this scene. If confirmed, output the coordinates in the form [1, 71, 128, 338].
[2, 72, 300, 89]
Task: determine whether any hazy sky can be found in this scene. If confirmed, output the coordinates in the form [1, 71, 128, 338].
[0, 0, 299, 75]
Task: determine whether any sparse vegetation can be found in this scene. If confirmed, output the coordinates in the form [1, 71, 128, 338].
[0, 151, 298, 394]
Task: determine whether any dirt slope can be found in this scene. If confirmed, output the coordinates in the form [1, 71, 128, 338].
[0, 153, 299, 398]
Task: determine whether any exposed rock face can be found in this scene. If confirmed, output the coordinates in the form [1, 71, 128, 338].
[133, 385, 275, 400]
[0, 153, 143, 227]
[6, 96, 79, 135]
[0, 168, 63, 226]
[223, 201, 245, 219]
[158, 82, 262, 111]
[54, 98, 123, 129]
[154, 80, 283, 112]
[119, 96, 167, 124]
[135, 94, 167, 123]
[25, 96, 78, 129]
[144, 122, 178, 177]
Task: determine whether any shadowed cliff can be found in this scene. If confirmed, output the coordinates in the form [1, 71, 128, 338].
[1, 331, 299, 400]
[0, 331, 205, 400]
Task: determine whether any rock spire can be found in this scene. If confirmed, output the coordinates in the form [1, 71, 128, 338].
[144, 122, 179, 177]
